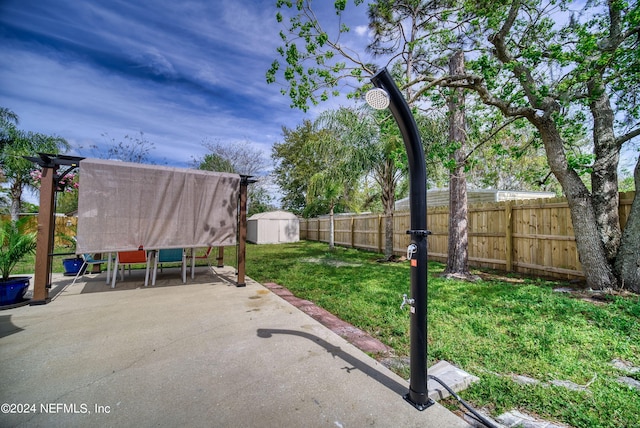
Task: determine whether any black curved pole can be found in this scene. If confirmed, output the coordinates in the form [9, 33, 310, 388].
[370, 68, 434, 411]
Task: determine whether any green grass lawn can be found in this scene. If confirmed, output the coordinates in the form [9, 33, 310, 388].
[243, 241, 640, 428]
[13, 248, 72, 275]
[13, 241, 640, 427]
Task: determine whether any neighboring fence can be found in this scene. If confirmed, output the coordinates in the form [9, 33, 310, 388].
[2, 214, 78, 248]
[300, 192, 635, 281]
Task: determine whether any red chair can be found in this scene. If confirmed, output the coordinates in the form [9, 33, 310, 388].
[111, 249, 150, 288]
[186, 247, 213, 279]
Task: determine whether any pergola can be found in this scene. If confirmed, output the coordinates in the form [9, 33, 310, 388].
[27, 154, 251, 305]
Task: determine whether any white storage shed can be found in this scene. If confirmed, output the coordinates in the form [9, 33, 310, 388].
[247, 210, 300, 244]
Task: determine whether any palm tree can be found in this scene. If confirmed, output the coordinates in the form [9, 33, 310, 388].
[307, 174, 343, 250]
[315, 106, 408, 258]
[0, 109, 69, 220]
[0, 107, 19, 126]
[310, 109, 376, 251]
[0, 107, 20, 169]
[0, 218, 37, 280]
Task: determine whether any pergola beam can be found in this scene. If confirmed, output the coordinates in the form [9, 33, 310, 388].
[24, 153, 84, 305]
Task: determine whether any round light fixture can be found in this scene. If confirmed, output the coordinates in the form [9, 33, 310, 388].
[365, 88, 390, 110]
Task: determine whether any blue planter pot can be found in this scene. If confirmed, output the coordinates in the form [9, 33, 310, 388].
[0, 276, 31, 306]
[63, 258, 83, 276]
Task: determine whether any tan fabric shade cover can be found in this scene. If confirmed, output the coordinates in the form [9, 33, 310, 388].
[76, 158, 240, 253]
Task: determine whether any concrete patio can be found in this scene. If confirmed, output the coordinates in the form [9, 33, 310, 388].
[0, 266, 471, 427]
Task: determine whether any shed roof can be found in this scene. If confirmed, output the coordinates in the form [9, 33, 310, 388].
[248, 210, 298, 221]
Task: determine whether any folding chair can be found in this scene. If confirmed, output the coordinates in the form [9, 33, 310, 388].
[186, 247, 213, 279]
[111, 250, 150, 288]
[71, 253, 113, 285]
[151, 248, 186, 286]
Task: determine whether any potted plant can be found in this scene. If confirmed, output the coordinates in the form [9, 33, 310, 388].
[0, 218, 37, 306]
[57, 232, 82, 276]
[62, 257, 83, 276]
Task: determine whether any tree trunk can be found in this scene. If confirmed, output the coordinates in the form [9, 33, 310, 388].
[444, 50, 472, 278]
[536, 117, 617, 289]
[10, 180, 23, 222]
[384, 213, 393, 258]
[615, 157, 640, 292]
[445, 161, 469, 275]
[380, 157, 396, 259]
[588, 78, 621, 263]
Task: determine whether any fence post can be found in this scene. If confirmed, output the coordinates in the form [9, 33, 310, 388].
[377, 215, 383, 253]
[350, 217, 355, 248]
[505, 201, 513, 272]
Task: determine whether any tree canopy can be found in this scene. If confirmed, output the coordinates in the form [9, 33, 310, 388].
[1, 108, 69, 220]
[193, 140, 275, 216]
[268, 0, 640, 289]
[88, 131, 157, 164]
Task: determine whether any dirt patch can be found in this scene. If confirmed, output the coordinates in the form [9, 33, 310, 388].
[553, 287, 636, 305]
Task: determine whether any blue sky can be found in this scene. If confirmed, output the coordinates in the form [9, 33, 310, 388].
[0, 0, 371, 168]
[2, 0, 635, 203]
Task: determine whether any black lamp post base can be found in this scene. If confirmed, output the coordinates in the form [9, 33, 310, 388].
[403, 393, 435, 411]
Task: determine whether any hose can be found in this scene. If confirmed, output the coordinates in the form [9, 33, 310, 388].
[427, 374, 499, 428]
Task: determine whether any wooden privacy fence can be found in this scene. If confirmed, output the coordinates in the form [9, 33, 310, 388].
[300, 192, 635, 281]
[3, 215, 78, 248]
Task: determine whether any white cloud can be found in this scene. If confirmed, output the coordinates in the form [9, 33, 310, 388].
[354, 25, 369, 36]
[0, 0, 375, 178]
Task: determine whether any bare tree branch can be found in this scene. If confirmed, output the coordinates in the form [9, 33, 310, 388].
[464, 116, 523, 162]
[616, 127, 640, 147]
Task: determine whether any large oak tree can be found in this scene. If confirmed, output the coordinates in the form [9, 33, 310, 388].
[268, 0, 640, 290]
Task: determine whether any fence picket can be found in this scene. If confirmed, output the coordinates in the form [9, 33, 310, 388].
[298, 192, 635, 281]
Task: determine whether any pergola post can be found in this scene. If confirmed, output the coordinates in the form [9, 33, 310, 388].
[31, 165, 57, 305]
[216, 247, 224, 268]
[236, 175, 257, 287]
[24, 154, 84, 306]
[237, 176, 249, 287]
